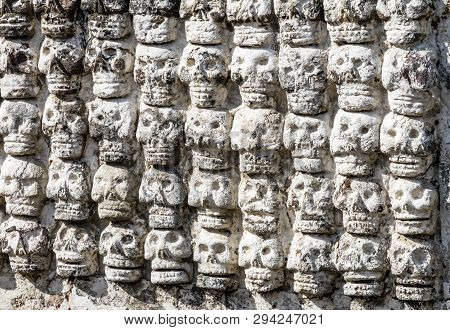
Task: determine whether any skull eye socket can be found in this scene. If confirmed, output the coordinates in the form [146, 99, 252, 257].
[75, 230, 85, 241]
[68, 172, 79, 181]
[156, 60, 165, 69]
[199, 244, 208, 252]
[42, 47, 50, 55]
[411, 187, 424, 199]
[112, 112, 121, 121]
[142, 119, 151, 127]
[211, 121, 220, 129]
[166, 232, 179, 243]
[304, 64, 315, 73]
[241, 245, 250, 253]
[204, 59, 217, 71]
[395, 190, 403, 198]
[52, 173, 60, 180]
[387, 129, 396, 137]
[258, 57, 269, 66]
[336, 58, 344, 66]
[295, 182, 305, 191]
[360, 126, 369, 135]
[101, 232, 113, 242]
[96, 113, 104, 121]
[411, 248, 429, 265]
[341, 123, 348, 131]
[363, 190, 373, 199]
[212, 181, 221, 191]
[261, 247, 271, 255]
[103, 48, 117, 57]
[307, 124, 318, 133]
[187, 58, 195, 67]
[409, 128, 419, 138]
[121, 234, 134, 245]
[1, 116, 8, 123]
[362, 243, 375, 255]
[213, 243, 226, 254]
[162, 179, 174, 191]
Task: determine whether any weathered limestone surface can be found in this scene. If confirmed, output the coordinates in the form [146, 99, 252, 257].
[0, 0, 449, 310]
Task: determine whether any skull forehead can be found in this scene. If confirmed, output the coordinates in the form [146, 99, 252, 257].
[382, 0, 434, 16]
[382, 112, 434, 131]
[389, 177, 437, 197]
[0, 99, 39, 116]
[240, 174, 279, 191]
[232, 46, 277, 65]
[275, 0, 323, 16]
[337, 233, 384, 253]
[131, 0, 179, 12]
[390, 234, 436, 255]
[143, 167, 182, 184]
[88, 38, 134, 52]
[41, 35, 84, 53]
[281, 46, 326, 65]
[291, 173, 333, 192]
[45, 94, 85, 115]
[181, 43, 229, 62]
[48, 158, 86, 176]
[136, 44, 177, 60]
[94, 164, 132, 181]
[240, 231, 282, 249]
[55, 224, 97, 248]
[1, 156, 46, 179]
[101, 221, 146, 241]
[285, 114, 328, 133]
[196, 229, 231, 244]
[292, 234, 333, 256]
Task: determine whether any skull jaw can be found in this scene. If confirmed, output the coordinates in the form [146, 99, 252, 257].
[293, 157, 326, 174]
[0, 14, 35, 38]
[388, 155, 433, 178]
[243, 213, 279, 236]
[385, 19, 431, 46]
[151, 270, 191, 285]
[344, 213, 381, 235]
[148, 205, 181, 229]
[334, 155, 377, 177]
[3, 135, 37, 156]
[51, 137, 85, 159]
[99, 140, 134, 164]
[104, 265, 142, 283]
[93, 79, 132, 99]
[244, 268, 284, 292]
[6, 201, 43, 217]
[98, 201, 133, 221]
[140, 87, 176, 107]
[47, 74, 81, 96]
[293, 213, 335, 234]
[239, 87, 276, 109]
[395, 218, 436, 236]
[239, 151, 281, 174]
[197, 263, 237, 276]
[198, 208, 234, 230]
[133, 14, 178, 44]
[41, 16, 76, 38]
[0, 74, 40, 99]
[279, 19, 326, 46]
[196, 273, 239, 291]
[87, 13, 132, 40]
[185, 20, 225, 45]
[338, 83, 381, 112]
[9, 255, 50, 274]
[292, 272, 336, 297]
[192, 150, 231, 171]
[327, 21, 376, 44]
[54, 201, 90, 222]
[387, 89, 435, 116]
[143, 145, 177, 167]
[189, 84, 227, 109]
[56, 258, 98, 277]
[233, 23, 275, 47]
[395, 284, 434, 302]
[343, 281, 384, 297]
[286, 91, 328, 115]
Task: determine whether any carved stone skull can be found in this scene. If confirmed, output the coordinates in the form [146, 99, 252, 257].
[382, 47, 438, 116]
[134, 44, 179, 107]
[42, 94, 87, 160]
[238, 231, 285, 292]
[274, 0, 326, 46]
[85, 38, 135, 99]
[226, 0, 274, 46]
[0, 39, 40, 99]
[323, 0, 377, 44]
[81, 0, 132, 39]
[0, 99, 40, 156]
[145, 228, 192, 285]
[388, 177, 438, 236]
[0, 156, 47, 217]
[0, 0, 35, 37]
[389, 234, 442, 301]
[47, 159, 91, 222]
[136, 104, 183, 167]
[188, 168, 238, 229]
[279, 46, 328, 115]
[178, 44, 229, 109]
[38, 35, 85, 95]
[231, 107, 283, 174]
[283, 113, 330, 173]
[330, 110, 381, 176]
[88, 97, 137, 164]
[180, 0, 226, 45]
[380, 112, 436, 177]
[328, 44, 382, 112]
[53, 222, 98, 277]
[333, 233, 387, 297]
[287, 173, 335, 234]
[99, 220, 146, 283]
[194, 228, 238, 276]
[91, 164, 138, 221]
[0, 215, 50, 273]
[185, 108, 233, 170]
[287, 233, 335, 297]
[239, 174, 282, 235]
[333, 175, 385, 235]
[377, 0, 434, 45]
[231, 47, 278, 108]
[139, 167, 185, 229]
[129, 0, 179, 44]
[34, 0, 78, 37]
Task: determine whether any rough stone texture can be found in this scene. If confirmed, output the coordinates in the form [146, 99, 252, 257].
[0, 0, 449, 310]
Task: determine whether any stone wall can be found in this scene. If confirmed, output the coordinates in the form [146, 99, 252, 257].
[0, 0, 449, 310]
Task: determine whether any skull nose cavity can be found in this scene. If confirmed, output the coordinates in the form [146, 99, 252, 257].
[157, 249, 169, 260]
